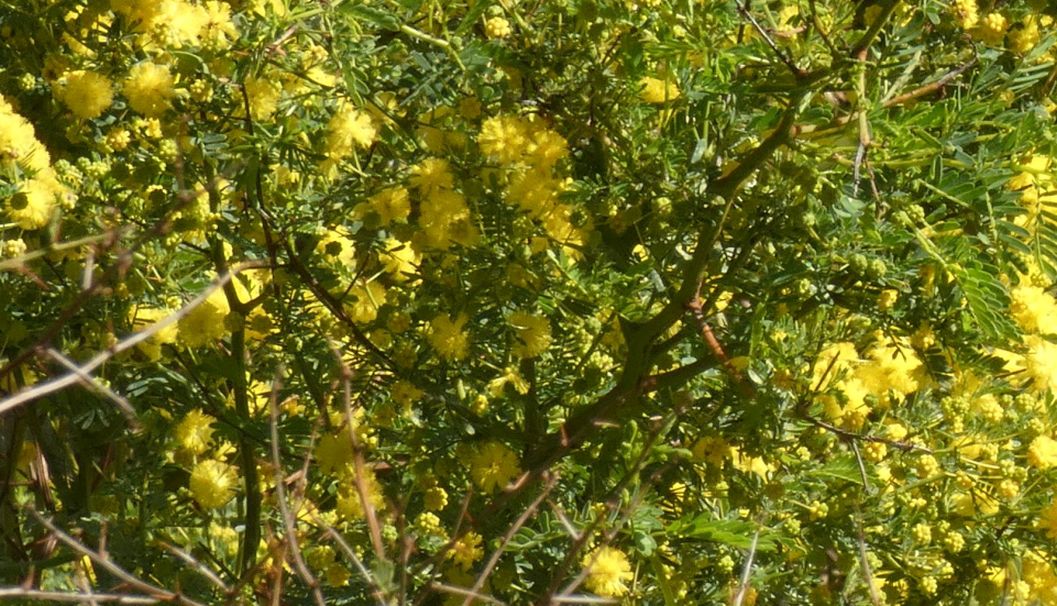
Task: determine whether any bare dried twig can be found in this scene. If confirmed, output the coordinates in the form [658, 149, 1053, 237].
[0, 262, 265, 417]
[27, 509, 207, 606]
[267, 369, 326, 606]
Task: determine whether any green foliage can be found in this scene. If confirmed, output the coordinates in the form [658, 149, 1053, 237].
[4, 0, 1057, 605]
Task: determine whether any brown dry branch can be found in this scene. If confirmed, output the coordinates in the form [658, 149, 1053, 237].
[266, 369, 326, 606]
[156, 542, 230, 595]
[0, 262, 266, 417]
[461, 474, 558, 606]
[329, 343, 388, 564]
[430, 582, 506, 605]
[26, 509, 207, 606]
[44, 347, 140, 431]
[0, 588, 160, 604]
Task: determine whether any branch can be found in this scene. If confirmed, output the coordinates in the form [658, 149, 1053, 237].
[267, 370, 326, 606]
[461, 474, 557, 606]
[0, 588, 160, 604]
[27, 509, 207, 606]
[0, 263, 265, 417]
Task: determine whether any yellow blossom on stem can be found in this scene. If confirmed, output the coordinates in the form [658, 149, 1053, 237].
[57, 70, 114, 119]
[124, 62, 174, 117]
[639, 76, 680, 104]
[582, 546, 634, 597]
[189, 459, 237, 509]
[1028, 435, 1057, 470]
[428, 313, 470, 360]
[325, 102, 377, 158]
[469, 441, 521, 493]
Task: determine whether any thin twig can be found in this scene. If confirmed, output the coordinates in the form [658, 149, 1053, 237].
[0, 263, 265, 416]
[732, 530, 759, 606]
[548, 501, 581, 542]
[44, 348, 140, 431]
[315, 518, 387, 605]
[804, 415, 931, 453]
[736, 0, 807, 79]
[329, 343, 387, 562]
[268, 369, 326, 606]
[462, 474, 557, 606]
[27, 509, 207, 606]
[430, 583, 506, 605]
[854, 506, 883, 606]
[0, 588, 159, 604]
[157, 542, 230, 594]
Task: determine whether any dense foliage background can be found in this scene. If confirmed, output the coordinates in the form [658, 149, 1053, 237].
[4, 0, 1057, 604]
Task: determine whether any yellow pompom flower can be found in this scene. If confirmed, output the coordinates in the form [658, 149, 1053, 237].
[0, 96, 52, 173]
[200, 1, 238, 49]
[189, 459, 237, 509]
[484, 16, 512, 39]
[1028, 435, 1057, 470]
[345, 280, 386, 324]
[975, 12, 1008, 45]
[336, 468, 385, 520]
[509, 311, 552, 358]
[57, 70, 113, 119]
[244, 75, 281, 121]
[428, 313, 470, 360]
[1023, 336, 1057, 394]
[447, 531, 484, 570]
[325, 103, 377, 158]
[365, 186, 411, 225]
[314, 430, 354, 476]
[124, 62, 174, 117]
[8, 178, 61, 230]
[1009, 16, 1041, 55]
[639, 76, 680, 104]
[316, 229, 357, 270]
[951, 0, 978, 30]
[1011, 284, 1057, 335]
[410, 157, 455, 194]
[478, 115, 530, 165]
[582, 546, 634, 597]
[469, 441, 521, 493]
[380, 237, 419, 281]
[1039, 502, 1057, 539]
[174, 409, 215, 455]
[178, 287, 230, 348]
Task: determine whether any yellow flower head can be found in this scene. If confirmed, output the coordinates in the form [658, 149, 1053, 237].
[1011, 284, 1057, 335]
[428, 313, 470, 360]
[189, 459, 237, 509]
[8, 177, 62, 230]
[469, 441, 521, 493]
[582, 546, 634, 597]
[366, 186, 411, 225]
[1028, 435, 1057, 470]
[1023, 336, 1057, 394]
[325, 103, 376, 158]
[448, 531, 484, 570]
[639, 76, 680, 104]
[174, 409, 215, 455]
[57, 70, 114, 119]
[131, 306, 178, 360]
[509, 311, 552, 358]
[124, 62, 174, 117]
[336, 468, 385, 520]
[410, 157, 456, 195]
[484, 16, 512, 39]
[200, 1, 238, 49]
[178, 286, 230, 348]
[478, 115, 530, 165]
